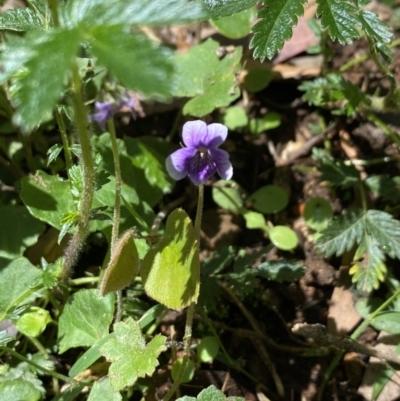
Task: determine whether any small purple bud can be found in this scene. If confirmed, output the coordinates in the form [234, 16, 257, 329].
[166, 120, 233, 186]
[89, 100, 116, 129]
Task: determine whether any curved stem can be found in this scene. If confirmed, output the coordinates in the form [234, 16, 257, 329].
[163, 185, 204, 401]
[61, 62, 95, 281]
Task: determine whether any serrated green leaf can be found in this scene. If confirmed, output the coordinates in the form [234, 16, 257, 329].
[20, 170, 75, 230]
[172, 39, 242, 117]
[100, 229, 140, 296]
[100, 318, 166, 391]
[358, 10, 393, 44]
[0, 6, 44, 32]
[89, 27, 173, 97]
[0, 258, 41, 321]
[12, 28, 81, 133]
[141, 209, 199, 309]
[176, 385, 245, 400]
[312, 148, 360, 187]
[211, 7, 254, 39]
[256, 260, 305, 282]
[58, 289, 115, 353]
[316, 209, 365, 257]
[316, 0, 361, 45]
[63, 0, 207, 29]
[0, 380, 42, 401]
[0, 206, 45, 259]
[87, 378, 122, 401]
[365, 210, 400, 260]
[250, 0, 306, 61]
[202, 0, 258, 19]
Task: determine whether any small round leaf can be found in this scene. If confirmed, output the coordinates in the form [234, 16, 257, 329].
[197, 336, 220, 362]
[171, 358, 195, 384]
[249, 185, 288, 214]
[212, 180, 244, 212]
[16, 306, 51, 337]
[223, 106, 248, 130]
[303, 197, 333, 231]
[269, 226, 298, 251]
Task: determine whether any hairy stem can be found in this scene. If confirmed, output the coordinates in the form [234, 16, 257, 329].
[55, 107, 73, 172]
[61, 63, 95, 281]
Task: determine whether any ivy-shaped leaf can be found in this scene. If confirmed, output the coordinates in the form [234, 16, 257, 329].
[315, 0, 361, 45]
[250, 0, 307, 61]
[315, 209, 365, 257]
[202, 0, 258, 19]
[172, 39, 242, 117]
[100, 318, 166, 391]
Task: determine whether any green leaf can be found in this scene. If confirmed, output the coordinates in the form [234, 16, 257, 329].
[243, 67, 273, 93]
[365, 175, 400, 203]
[20, 170, 75, 230]
[369, 311, 400, 334]
[141, 209, 199, 309]
[315, 0, 361, 45]
[171, 358, 196, 383]
[212, 179, 244, 211]
[249, 112, 281, 134]
[177, 385, 245, 400]
[0, 380, 42, 401]
[358, 10, 393, 44]
[0, 206, 45, 259]
[197, 336, 220, 362]
[16, 306, 51, 337]
[64, 0, 207, 28]
[100, 318, 166, 391]
[248, 185, 288, 214]
[312, 148, 360, 187]
[50, 384, 86, 401]
[87, 378, 122, 401]
[243, 210, 268, 231]
[202, 0, 258, 18]
[211, 7, 254, 39]
[222, 106, 248, 130]
[69, 334, 115, 378]
[89, 27, 174, 97]
[172, 39, 242, 117]
[316, 209, 364, 257]
[58, 289, 115, 353]
[250, 0, 306, 61]
[269, 226, 298, 250]
[0, 258, 41, 321]
[12, 28, 81, 133]
[256, 260, 305, 282]
[100, 229, 140, 296]
[303, 197, 333, 232]
[0, 6, 45, 32]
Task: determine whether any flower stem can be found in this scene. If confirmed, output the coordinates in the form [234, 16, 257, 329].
[107, 118, 121, 255]
[163, 185, 204, 401]
[61, 62, 95, 281]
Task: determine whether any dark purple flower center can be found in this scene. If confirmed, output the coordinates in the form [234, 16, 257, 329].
[189, 145, 217, 180]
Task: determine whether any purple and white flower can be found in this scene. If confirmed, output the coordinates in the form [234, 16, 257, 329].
[166, 120, 233, 186]
[89, 100, 116, 129]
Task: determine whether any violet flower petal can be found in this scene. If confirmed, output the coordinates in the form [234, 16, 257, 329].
[209, 148, 233, 181]
[187, 149, 217, 185]
[182, 120, 208, 148]
[205, 123, 228, 148]
[166, 147, 197, 181]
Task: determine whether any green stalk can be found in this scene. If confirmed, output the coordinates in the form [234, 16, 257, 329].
[61, 63, 95, 281]
[107, 118, 122, 255]
[163, 185, 204, 401]
[55, 107, 73, 172]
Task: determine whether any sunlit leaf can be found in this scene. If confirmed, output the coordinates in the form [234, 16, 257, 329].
[250, 0, 306, 61]
[141, 209, 199, 309]
[58, 289, 114, 353]
[202, 0, 258, 19]
[100, 318, 166, 391]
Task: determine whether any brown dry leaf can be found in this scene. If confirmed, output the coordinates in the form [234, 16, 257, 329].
[358, 332, 400, 401]
[327, 267, 362, 335]
[272, 63, 320, 79]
